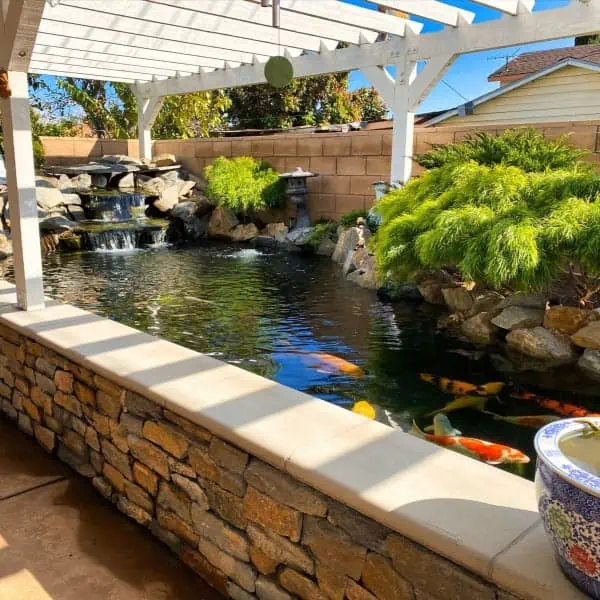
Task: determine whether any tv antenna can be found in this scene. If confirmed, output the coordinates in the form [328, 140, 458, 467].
[488, 48, 521, 67]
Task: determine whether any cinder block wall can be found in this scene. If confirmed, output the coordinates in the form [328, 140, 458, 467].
[41, 120, 600, 221]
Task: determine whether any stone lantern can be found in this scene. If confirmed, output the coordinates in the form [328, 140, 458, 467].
[280, 167, 318, 230]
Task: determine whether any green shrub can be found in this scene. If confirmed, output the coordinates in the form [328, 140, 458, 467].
[204, 156, 286, 214]
[340, 209, 368, 228]
[416, 129, 589, 173]
[306, 219, 338, 249]
[373, 160, 600, 301]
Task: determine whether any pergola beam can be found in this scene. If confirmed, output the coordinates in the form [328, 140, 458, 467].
[134, 0, 600, 99]
[370, 0, 475, 26]
[1, 0, 45, 70]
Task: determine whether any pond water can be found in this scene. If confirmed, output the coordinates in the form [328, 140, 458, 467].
[6, 243, 600, 480]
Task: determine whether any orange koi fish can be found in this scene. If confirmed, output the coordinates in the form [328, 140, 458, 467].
[420, 374, 504, 396]
[411, 421, 530, 465]
[484, 411, 561, 429]
[309, 353, 365, 377]
[511, 392, 600, 419]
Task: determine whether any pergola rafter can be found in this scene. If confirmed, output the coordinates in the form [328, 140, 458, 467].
[1, 0, 600, 310]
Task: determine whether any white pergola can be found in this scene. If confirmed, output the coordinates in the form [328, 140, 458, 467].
[1, 0, 600, 312]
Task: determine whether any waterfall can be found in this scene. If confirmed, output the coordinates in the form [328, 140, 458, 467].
[81, 229, 140, 251]
[144, 227, 168, 247]
[80, 192, 147, 222]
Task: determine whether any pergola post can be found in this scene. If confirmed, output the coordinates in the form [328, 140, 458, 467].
[136, 96, 164, 161]
[0, 71, 45, 310]
[390, 58, 417, 185]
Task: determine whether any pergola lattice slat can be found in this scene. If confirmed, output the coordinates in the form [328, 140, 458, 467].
[3, 0, 600, 311]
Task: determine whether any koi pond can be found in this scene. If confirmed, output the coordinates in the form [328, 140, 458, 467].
[5, 243, 600, 480]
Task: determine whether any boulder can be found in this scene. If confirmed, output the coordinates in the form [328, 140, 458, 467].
[231, 223, 259, 242]
[461, 312, 497, 345]
[97, 154, 143, 165]
[332, 228, 359, 264]
[60, 193, 82, 207]
[91, 174, 108, 189]
[377, 282, 423, 303]
[571, 321, 600, 350]
[346, 254, 378, 289]
[177, 180, 196, 199]
[286, 227, 313, 246]
[161, 170, 180, 185]
[170, 201, 197, 223]
[442, 287, 473, 312]
[356, 224, 370, 248]
[506, 327, 578, 364]
[491, 306, 544, 331]
[263, 222, 288, 243]
[342, 249, 358, 276]
[0, 231, 12, 258]
[117, 172, 136, 190]
[500, 293, 546, 310]
[39, 215, 76, 233]
[139, 176, 166, 196]
[60, 173, 92, 193]
[316, 237, 336, 257]
[36, 176, 59, 189]
[186, 172, 208, 193]
[417, 281, 446, 306]
[470, 291, 504, 316]
[154, 153, 177, 167]
[544, 306, 595, 335]
[190, 194, 215, 217]
[208, 207, 239, 238]
[153, 185, 179, 213]
[578, 349, 600, 381]
[36, 184, 65, 212]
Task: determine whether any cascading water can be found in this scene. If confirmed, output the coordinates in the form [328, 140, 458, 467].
[77, 223, 169, 251]
[79, 191, 146, 222]
[81, 229, 139, 251]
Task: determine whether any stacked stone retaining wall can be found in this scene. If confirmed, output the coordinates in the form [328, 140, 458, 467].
[0, 319, 524, 600]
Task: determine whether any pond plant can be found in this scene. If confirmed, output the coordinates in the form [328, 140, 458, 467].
[204, 156, 286, 215]
[373, 129, 600, 306]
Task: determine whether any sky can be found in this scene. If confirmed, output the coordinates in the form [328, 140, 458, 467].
[345, 0, 574, 114]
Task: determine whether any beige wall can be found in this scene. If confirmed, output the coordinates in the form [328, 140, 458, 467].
[441, 65, 600, 127]
[41, 118, 600, 220]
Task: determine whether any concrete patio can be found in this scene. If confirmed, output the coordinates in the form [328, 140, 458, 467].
[0, 416, 223, 600]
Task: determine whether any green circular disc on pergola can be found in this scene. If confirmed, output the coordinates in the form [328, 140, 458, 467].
[264, 56, 294, 88]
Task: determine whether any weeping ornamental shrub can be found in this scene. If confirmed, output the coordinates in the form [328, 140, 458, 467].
[374, 129, 600, 303]
[204, 156, 285, 214]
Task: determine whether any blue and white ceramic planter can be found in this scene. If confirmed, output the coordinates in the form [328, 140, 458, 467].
[535, 418, 600, 599]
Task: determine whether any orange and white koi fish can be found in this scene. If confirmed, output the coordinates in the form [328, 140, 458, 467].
[511, 392, 600, 419]
[308, 353, 365, 377]
[427, 395, 488, 417]
[419, 374, 504, 396]
[483, 411, 561, 429]
[411, 421, 530, 465]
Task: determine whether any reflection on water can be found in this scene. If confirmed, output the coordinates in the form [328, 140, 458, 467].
[5, 243, 600, 479]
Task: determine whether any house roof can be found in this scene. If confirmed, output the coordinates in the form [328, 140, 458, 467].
[488, 45, 600, 82]
[425, 57, 600, 127]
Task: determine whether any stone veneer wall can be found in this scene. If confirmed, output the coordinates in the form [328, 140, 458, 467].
[40, 119, 600, 222]
[0, 320, 522, 600]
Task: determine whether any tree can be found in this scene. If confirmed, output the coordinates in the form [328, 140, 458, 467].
[53, 78, 230, 139]
[226, 72, 387, 130]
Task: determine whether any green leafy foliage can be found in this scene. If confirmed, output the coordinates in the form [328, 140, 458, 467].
[306, 220, 338, 249]
[204, 157, 286, 214]
[340, 209, 368, 228]
[374, 130, 600, 302]
[226, 72, 386, 130]
[416, 129, 589, 173]
[54, 79, 229, 139]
